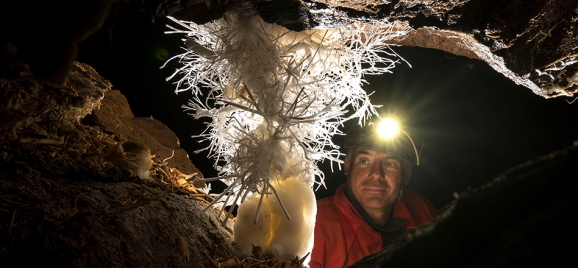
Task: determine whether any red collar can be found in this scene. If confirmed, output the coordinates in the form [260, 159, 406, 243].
[333, 184, 416, 231]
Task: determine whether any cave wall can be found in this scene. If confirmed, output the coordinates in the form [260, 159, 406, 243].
[1, 1, 578, 267]
[0, 62, 236, 267]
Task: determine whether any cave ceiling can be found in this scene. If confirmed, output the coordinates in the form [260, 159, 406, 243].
[2, 0, 578, 99]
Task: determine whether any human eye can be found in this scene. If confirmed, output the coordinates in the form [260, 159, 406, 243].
[384, 160, 400, 169]
[358, 158, 370, 165]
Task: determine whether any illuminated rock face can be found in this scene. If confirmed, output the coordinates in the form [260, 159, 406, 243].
[0, 62, 236, 268]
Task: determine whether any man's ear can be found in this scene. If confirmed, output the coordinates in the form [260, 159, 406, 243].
[344, 157, 350, 176]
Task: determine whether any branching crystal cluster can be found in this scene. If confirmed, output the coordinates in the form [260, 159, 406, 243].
[164, 11, 406, 221]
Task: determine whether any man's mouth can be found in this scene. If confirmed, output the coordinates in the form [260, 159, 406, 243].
[362, 186, 387, 194]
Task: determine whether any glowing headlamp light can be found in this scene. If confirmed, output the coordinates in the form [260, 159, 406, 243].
[377, 117, 419, 166]
[343, 116, 421, 166]
[377, 118, 400, 139]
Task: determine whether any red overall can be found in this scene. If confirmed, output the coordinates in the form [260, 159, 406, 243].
[310, 184, 437, 268]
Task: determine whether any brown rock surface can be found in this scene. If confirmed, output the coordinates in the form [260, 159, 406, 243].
[88, 89, 201, 177]
[0, 61, 235, 267]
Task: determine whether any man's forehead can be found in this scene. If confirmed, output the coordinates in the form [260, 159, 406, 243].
[353, 147, 399, 159]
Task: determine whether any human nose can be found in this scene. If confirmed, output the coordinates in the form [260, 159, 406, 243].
[368, 162, 385, 180]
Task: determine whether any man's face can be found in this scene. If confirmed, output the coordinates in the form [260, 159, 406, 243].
[344, 147, 410, 212]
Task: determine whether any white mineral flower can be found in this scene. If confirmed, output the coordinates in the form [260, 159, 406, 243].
[163, 8, 408, 263]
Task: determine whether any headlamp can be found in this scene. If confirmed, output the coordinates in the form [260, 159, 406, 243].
[343, 117, 420, 166]
[376, 118, 400, 139]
